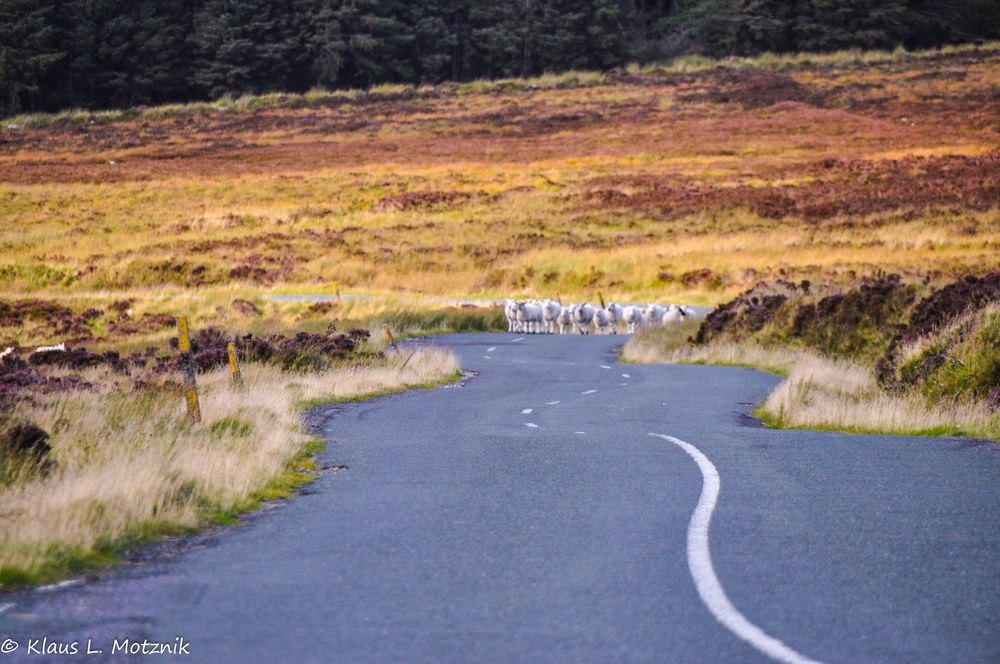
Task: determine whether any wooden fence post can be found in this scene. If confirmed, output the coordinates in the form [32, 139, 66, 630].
[177, 315, 201, 423]
[227, 342, 242, 388]
[383, 323, 398, 351]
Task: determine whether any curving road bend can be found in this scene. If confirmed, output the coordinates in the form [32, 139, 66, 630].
[2, 333, 999, 663]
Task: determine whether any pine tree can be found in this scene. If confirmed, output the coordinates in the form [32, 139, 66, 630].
[537, 0, 589, 71]
[468, 1, 527, 78]
[408, 0, 459, 83]
[5, 0, 1000, 115]
[0, 0, 65, 114]
[794, 0, 910, 52]
[587, 0, 634, 68]
[192, 0, 295, 98]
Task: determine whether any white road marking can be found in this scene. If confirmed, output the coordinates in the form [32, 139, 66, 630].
[574, 431, 586, 435]
[581, 389, 598, 395]
[521, 408, 533, 414]
[487, 347, 496, 352]
[600, 364, 612, 369]
[622, 373, 631, 378]
[524, 422, 539, 428]
[649, 433, 823, 664]
[0, 602, 14, 614]
[484, 355, 491, 359]
[36, 579, 82, 593]
[513, 337, 524, 343]
[546, 400, 560, 405]
[619, 382, 628, 386]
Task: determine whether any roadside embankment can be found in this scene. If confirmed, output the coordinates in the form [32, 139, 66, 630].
[624, 273, 1000, 440]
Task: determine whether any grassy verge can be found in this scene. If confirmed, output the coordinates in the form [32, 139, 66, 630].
[631, 40, 1000, 74]
[755, 353, 997, 438]
[623, 321, 1000, 440]
[0, 347, 460, 587]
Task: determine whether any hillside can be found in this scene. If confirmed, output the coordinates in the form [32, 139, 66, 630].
[1, 45, 998, 347]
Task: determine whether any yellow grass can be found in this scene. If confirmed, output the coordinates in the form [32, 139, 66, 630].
[0, 347, 459, 584]
[2, 45, 998, 310]
[623, 327, 1000, 440]
[760, 355, 998, 437]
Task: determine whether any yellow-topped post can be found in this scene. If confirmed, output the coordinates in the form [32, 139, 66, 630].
[177, 316, 201, 422]
[383, 323, 398, 351]
[227, 342, 242, 388]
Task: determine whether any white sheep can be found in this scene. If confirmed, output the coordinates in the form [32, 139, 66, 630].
[556, 306, 574, 334]
[514, 301, 544, 334]
[642, 304, 666, 325]
[0, 347, 15, 360]
[594, 308, 613, 334]
[504, 300, 519, 332]
[662, 304, 688, 326]
[622, 305, 646, 334]
[572, 303, 596, 334]
[541, 300, 562, 334]
[604, 303, 623, 334]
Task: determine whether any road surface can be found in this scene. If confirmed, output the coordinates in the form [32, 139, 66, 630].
[1, 333, 998, 663]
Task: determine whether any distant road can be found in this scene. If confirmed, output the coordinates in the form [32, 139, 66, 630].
[2, 334, 998, 663]
[263, 292, 716, 318]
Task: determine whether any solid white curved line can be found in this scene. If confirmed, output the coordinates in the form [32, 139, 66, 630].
[649, 433, 823, 664]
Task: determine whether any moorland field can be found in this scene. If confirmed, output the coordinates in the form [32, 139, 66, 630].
[2, 44, 999, 349]
[1, 44, 998, 584]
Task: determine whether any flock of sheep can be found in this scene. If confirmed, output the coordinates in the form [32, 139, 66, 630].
[503, 300, 693, 335]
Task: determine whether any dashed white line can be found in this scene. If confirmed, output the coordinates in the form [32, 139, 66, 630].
[546, 400, 560, 405]
[483, 355, 491, 359]
[621, 373, 631, 378]
[521, 408, 533, 414]
[0, 602, 14, 615]
[581, 389, 598, 395]
[487, 346, 496, 352]
[524, 422, 539, 428]
[649, 433, 823, 664]
[574, 431, 586, 435]
[513, 337, 524, 343]
[619, 382, 628, 386]
[600, 365, 612, 369]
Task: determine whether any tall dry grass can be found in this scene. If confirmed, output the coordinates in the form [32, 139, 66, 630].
[0, 348, 459, 584]
[760, 355, 998, 437]
[624, 325, 999, 440]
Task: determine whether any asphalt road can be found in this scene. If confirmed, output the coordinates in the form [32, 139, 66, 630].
[2, 333, 999, 663]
